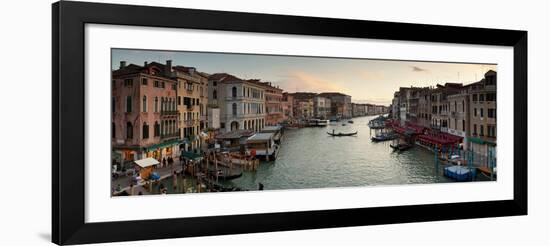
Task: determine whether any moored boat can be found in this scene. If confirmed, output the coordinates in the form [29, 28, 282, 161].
[390, 143, 412, 151]
[371, 132, 398, 142]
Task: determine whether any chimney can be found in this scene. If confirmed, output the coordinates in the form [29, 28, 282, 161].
[189, 67, 195, 76]
[165, 60, 172, 76]
[119, 61, 126, 69]
[144, 61, 148, 67]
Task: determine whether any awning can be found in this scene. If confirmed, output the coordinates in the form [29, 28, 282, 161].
[144, 139, 182, 152]
[468, 137, 496, 146]
[134, 157, 160, 168]
[181, 151, 203, 161]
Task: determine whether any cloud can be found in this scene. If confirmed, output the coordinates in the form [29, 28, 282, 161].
[411, 66, 429, 72]
[359, 70, 384, 81]
[274, 71, 348, 93]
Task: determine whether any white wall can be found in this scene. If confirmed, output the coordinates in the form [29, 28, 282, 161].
[0, 0, 547, 245]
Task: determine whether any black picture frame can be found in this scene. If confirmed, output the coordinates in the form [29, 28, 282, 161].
[52, 1, 527, 245]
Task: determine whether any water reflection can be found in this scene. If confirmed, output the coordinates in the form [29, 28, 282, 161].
[222, 115, 453, 191]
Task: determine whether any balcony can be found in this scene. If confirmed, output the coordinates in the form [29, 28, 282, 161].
[161, 132, 179, 140]
[160, 110, 178, 116]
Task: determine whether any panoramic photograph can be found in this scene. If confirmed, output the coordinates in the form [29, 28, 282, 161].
[110, 48, 497, 196]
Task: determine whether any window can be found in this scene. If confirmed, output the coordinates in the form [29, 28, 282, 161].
[177, 96, 181, 105]
[141, 78, 148, 85]
[172, 84, 176, 90]
[488, 108, 496, 118]
[126, 96, 132, 112]
[486, 93, 496, 101]
[161, 81, 165, 88]
[142, 96, 147, 112]
[111, 97, 115, 113]
[142, 122, 149, 139]
[472, 94, 478, 102]
[462, 100, 465, 112]
[112, 80, 116, 89]
[480, 125, 484, 136]
[479, 94, 485, 102]
[462, 120, 465, 132]
[473, 124, 477, 135]
[126, 122, 133, 139]
[154, 97, 158, 112]
[213, 81, 217, 86]
[480, 108, 484, 117]
[232, 86, 237, 98]
[154, 81, 160, 87]
[213, 89, 217, 99]
[124, 78, 133, 86]
[232, 103, 237, 116]
[474, 108, 477, 117]
[154, 121, 160, 137]
[112, 122, 115, 138]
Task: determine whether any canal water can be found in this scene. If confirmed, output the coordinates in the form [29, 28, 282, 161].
[222, 115, 454, 191]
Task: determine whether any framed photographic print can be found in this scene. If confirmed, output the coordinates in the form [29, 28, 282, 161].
[52, 1, 527, 245]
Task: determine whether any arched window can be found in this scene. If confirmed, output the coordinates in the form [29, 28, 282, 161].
[126, 96, 132, 112]
[232, 86, 237, 98]
[142, 122, 149, 139]
[232, 103, 237, 116]
[111, 122, 115, 138]
[154, 97, 158, 112]
[154, 121, 160, 137]
[126, 122, 133, 139]
[142, 95, 147, 112]
[213, 89, 217, 99]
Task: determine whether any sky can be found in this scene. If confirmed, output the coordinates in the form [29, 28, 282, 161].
[112, 49, 496, 105]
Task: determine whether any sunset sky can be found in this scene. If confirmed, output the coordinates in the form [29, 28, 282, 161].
[112, 49, 496, 105]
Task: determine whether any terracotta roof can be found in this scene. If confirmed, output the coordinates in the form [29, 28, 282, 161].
[208, 73, 242, 82]
[317, 92, 350, 98]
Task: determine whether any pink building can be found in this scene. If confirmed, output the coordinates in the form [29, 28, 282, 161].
[281, 92, 294, 123]
[111, 60, 179, 166]
[261, 82, 284, 126]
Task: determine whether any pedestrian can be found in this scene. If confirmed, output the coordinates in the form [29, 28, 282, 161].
[258, 182, 264, 190]
[162, 157, 166, 167]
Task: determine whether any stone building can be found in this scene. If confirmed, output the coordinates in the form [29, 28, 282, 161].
[447, 87, 470, 149]
[261, 82, 284, 126]
[318, 92, 352, 119]
[111, 60, 179, 166]
[281, 92, 294, 123]
[289, 92, 316, 120]
[208, 73, 266, 133]
[173, 65, 207, 152]
[467, 70, 497, 160]
[313, 96, 332, 119]
[430, 83, 462, 129]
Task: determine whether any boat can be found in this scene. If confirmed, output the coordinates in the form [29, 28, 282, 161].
[348, 120, 354, 124]
[371, 132, 398, 142]
[307, 119, 329, 127]
[444, 166, 476, 181]
[210, 169, 243, 180]
[327, 131, 358, 137]
[246, 132, 280, 161]
[341, 123, 347, 126]
[390, 143, 412, 151]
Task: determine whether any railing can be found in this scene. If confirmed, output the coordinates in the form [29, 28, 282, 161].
[161, 132, 179, 139]
[160, 110, 178, 116]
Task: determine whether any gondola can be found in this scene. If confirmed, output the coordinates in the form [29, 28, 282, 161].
[390, 143, 412, 151]
[327, 131, 358, 137]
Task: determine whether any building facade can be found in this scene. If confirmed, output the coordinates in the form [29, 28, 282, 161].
[281, 92, 294, 123]
[262, 82, 284, 126]
[313, 96, 332, 119]
[111, 61, 179, 166]
[208, 73, 266, 132]
[468, 70, 497, 161]
[318, 92, 352, 118]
